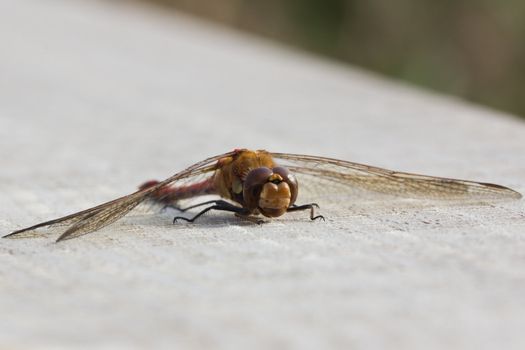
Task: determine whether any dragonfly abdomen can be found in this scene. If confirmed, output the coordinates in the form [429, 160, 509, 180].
[139, 178, 217, 205]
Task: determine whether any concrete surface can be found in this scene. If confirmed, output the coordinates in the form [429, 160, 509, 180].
[1, 0, 525, 349]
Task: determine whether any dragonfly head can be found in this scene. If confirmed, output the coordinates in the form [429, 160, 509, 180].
[243, 167, 298, 217]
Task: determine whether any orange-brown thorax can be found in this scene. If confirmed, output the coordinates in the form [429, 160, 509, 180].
[212, 149, 298, 217]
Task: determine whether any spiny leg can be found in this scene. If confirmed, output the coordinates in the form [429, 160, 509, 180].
[287, 203, 325, 221]
[173, 200, 248, 223]
[164, 199, 225, 213]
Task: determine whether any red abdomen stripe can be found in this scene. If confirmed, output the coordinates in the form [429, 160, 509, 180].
[139, 178, 216, 204]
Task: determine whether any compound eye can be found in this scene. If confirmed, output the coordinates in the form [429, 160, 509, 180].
[272, 167, 298, 205]
[243, 167, 273, 210]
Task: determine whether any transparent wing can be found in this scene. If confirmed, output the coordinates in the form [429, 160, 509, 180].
[271, 152, 522, 203]
[3, 151, 235, 241]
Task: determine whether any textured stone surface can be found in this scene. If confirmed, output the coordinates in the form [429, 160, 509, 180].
[1, 0, 524, 349]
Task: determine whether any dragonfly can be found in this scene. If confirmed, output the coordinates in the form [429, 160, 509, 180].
[3, 149, 521, 242]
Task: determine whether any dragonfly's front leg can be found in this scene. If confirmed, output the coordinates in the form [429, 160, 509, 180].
[173, 200, 249, 223]
[287, 203, 325, 221]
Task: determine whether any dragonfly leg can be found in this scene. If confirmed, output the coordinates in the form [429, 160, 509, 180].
[173, 200, 248, 223]
[287, 203, 325, 221]
[165, 200, 224, 213]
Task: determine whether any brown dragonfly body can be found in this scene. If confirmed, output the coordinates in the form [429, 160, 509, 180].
[3, 149, 521, 242]
[139, 149, 320, 222]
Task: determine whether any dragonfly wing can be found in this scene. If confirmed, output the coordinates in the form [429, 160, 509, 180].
[4, 151, 234, 241]
[271, 152, 522, 202]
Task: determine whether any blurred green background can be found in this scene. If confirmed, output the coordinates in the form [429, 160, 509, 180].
[147, 0, 525, 119]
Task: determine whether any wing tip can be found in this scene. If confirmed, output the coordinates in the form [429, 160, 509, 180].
[510, 190, 522, 199]
[509, 188, 523, 199]
[3, 226, 79, 242]
[480, 182, 522, 199]
[3, 228, 37, 239]
[2, 231, 18, 239]
[56, 231, 76, 242]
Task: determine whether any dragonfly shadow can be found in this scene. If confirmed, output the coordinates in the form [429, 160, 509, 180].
[126, 210, 259, 230]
